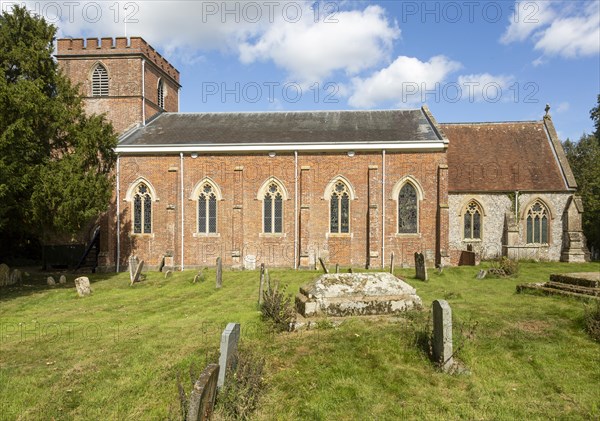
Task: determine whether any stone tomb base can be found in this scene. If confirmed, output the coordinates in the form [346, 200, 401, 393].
[295, 272, 422, 317]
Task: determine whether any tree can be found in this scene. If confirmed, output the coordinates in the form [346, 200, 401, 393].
[563, 96, 600, 254]
[0, 6, 117, 259]
[591, 94, 600, 142]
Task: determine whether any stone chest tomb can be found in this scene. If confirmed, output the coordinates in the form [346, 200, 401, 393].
[295, 272, 422, 317]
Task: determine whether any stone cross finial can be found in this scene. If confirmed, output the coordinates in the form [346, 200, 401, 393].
[544, 103, 551, 118]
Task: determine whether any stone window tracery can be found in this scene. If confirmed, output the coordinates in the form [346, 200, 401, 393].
[263, 182, 283, 233]
[464, 201, 482, 240]
[198, 183, 217, 233]
[133, 183, 152, 234]
[330, 181, 350, 233]
[526, 200, 549, 244]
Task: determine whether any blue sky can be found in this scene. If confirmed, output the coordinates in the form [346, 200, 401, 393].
[7, 0, 599, 140]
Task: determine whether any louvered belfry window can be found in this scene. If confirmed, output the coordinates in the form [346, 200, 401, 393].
[157, 79, 165, 109]
[91, 64, 109, 97]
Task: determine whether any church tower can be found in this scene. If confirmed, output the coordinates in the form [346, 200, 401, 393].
[56, 37, 180, 134]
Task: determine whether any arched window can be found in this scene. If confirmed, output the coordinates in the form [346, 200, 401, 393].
[133, 183, 152, 234]
[91, 64, 109, 97]
[464, 200, 482, 240]
[157, 79, 165, 109]
[198, 182, 217, 233]
[398, 183, 418, 233]
[330, 181, 350, 233]
[526, 200, 549, 244]
[263, 182, 283, 233]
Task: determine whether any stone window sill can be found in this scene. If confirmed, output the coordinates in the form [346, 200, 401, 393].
[131, 233, 155, 238]
[193, 233, 220, 238]
[327, 233, 353, 239]
[395, 233, 421, 238]
[462, 238, 482, 242]
[259, 233, 286, 238]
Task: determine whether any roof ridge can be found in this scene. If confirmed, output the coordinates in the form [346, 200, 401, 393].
[164, 108, 422, 116]
[441, 120, 541, 125]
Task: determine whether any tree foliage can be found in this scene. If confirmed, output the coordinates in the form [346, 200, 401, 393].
[563, 96, 600, 253]
[0, 6, 116, 256]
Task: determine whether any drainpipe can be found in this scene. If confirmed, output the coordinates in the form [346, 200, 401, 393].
[294, 151, 298, 270]
[382, 149, 386, 269]
[180, 153, 185, 271]
[116, 155, 121, 272]
[141, 59, 146, 125]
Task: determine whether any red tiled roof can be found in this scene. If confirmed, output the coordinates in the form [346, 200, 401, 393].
[442, 120, 574, 192]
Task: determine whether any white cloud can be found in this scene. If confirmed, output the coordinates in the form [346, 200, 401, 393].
[500, 1, 555, 44]
[501, 1, 599, 59]
[238, 4, 400, 83]
[456, 74, 515, 103]
[554, 102, 570, 113]
[348, 55, 462, 108]
[10, 1, 399, 83]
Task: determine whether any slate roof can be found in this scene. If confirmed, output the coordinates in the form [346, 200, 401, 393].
[442, 119, 576, 193]
[118, 108, 445, 147]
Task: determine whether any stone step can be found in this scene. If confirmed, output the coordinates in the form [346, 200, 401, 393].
[516, 283, 600, 301]
[544, 281, 600, 297]
[549, 273, 599, 289]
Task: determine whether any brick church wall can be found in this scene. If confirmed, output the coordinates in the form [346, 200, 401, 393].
[104, 150, 447, 270]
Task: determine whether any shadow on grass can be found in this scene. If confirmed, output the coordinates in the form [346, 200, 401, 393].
[0, 271, 116, 302]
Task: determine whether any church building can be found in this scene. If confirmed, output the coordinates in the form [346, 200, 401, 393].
[55, 37, 589, 272]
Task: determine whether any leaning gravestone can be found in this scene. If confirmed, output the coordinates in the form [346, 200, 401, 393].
[187, 363, 220, 421]
[130, 260, 144, 285]
[9, 269, 21, 285]
[164, 270, 172, 279]
[59, 275, 67, 284]
[47, 276, 56, 286]
[414, 252, 428, 281]
[258, 264, 265, 305]
[193, 269, 204, 283]
[0, 264, 9, 287]
[318, 257, 329, 274]
[128, 255, 139, 283]
[476, 270, 487, 280]
[74, 277, 92, 297]
[217, 323, 241, 388]
[432, 299, 453, 372]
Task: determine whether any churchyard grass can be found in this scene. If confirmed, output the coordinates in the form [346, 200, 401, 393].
[0, 262, 598, 420]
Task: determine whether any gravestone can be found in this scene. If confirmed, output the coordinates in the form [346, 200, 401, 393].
[348, 268, 353, 274]
[74, 277, 92, 297]
[59, 275, 67, 284]
[0, 264, 9, 287]
[217, 322, 241, 388]
[318, 257, 329, 274]
[130, 260, 144, 285]
[476, 270, 487, 280]
[335, 263, 339, 274]
[414, 252, 428, 281]
[128, 255, 139, 283]
[193, 269, 204, 283]
[215, 257, 223, 288]
[244, 255, 256, 270]
[47, 276, 56, 286]
[187, 363, 220, 421]
[432, 299, 453, 372]
[164, 270, 172, 279]
[258, 264, 265, 305]
[158, 255, 165, 272]
[390, 252, 395, 274]
[9, 269, 21, 285]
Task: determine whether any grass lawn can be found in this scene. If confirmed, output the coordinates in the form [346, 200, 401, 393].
[1, 262, 599, 420]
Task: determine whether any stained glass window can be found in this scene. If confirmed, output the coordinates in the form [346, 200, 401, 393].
[263, 183, 283, 233]
[463, 201, 482, 240]
[398, 183, 418, 233]
[330, 181, 350, 233]
[198, 183, 217, 233]
[133, 183, 152, 234]
[526, 201, 549, 244]
[92, 64, 109, 97]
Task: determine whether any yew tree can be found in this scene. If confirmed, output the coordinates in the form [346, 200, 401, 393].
[0, 6, 116, 256]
